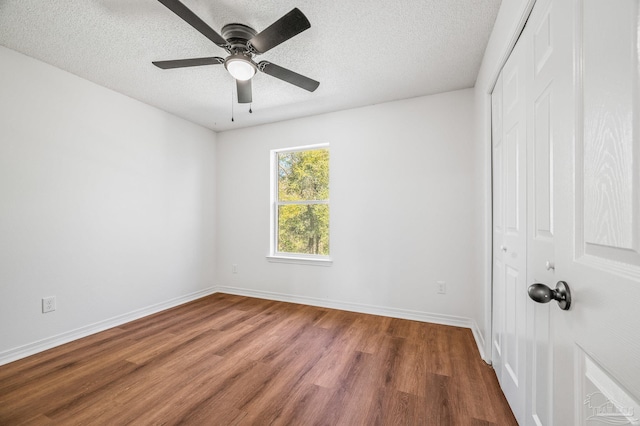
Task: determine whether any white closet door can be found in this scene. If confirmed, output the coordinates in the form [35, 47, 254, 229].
[492, 29, 528, 424]
[492, 72, 505, 381]
[524, 0, 556, 423]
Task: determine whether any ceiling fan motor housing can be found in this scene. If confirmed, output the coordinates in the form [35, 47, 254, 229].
[221, 23, 257, 52]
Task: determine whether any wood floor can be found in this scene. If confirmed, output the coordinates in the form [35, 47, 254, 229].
[0, 294, 517, 425]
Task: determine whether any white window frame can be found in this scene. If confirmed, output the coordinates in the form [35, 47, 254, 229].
[267, 143, 332, 266]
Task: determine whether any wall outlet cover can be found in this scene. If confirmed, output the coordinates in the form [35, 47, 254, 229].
[42, 296, 56, 313]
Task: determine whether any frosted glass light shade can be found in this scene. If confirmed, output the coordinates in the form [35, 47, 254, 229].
[226, 58, 256, 81]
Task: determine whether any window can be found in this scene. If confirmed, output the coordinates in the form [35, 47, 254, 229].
[269, 144, 330, 264]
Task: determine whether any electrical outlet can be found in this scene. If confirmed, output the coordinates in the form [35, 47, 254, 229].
[437, 281, 446, 294]
[232, 264, 238, 274]
[42, 296, 56, 313]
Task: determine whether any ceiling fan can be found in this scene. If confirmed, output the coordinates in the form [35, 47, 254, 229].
[152, 0, 320, 104]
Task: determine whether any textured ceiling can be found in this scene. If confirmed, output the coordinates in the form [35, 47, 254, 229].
[0, 0, 501, 132]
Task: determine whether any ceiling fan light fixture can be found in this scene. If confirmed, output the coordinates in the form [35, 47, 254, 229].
[225, 55, 256, 81]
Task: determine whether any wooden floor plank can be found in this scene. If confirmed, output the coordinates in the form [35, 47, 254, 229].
[0, 293, 517, 425]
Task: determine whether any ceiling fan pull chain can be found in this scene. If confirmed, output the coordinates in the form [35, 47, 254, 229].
[249, 103, 253, 114]
[231, 90, 235, 122]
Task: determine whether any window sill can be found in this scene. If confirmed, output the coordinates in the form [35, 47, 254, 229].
[266, 255, 333, 266]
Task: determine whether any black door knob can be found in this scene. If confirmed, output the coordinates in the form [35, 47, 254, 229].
[528, 281, 571, 310]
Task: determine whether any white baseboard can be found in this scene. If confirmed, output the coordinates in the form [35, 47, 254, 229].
[215, 285, 475, 329]
[0, 287, 217, 366]
[471, 319, 488, 363]
[1, 285, 488, 367]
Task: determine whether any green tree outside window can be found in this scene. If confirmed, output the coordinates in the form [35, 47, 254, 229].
[276, 147, 329, 256]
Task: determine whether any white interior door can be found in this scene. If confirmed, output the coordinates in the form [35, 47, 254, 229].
[492, 32, 528, 424]
[549, 0, 640, 424]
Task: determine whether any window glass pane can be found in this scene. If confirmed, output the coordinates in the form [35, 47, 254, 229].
[278, 149, 329, 202]
[278, 204, 329, 255]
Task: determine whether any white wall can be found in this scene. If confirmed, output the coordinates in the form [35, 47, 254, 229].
[216, 89, 482, 327]
[0, 46, 217, 362]
[473, 0, 534, 360]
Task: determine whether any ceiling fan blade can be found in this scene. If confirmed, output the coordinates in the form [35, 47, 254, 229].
[258, 61, 319, 92]
[152, 57, 225, 69]
[248, 8, 310, 54]
[157, 0, 227, 47]
[237, 79, 252, 103]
